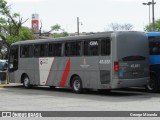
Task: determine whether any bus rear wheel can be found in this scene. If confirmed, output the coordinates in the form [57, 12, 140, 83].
[71, 76, 83, 94]
[23, 75, 32, 89]
[98, 89, 111, 94]
[145, 75, 158, 93]
[49, 86, 56, 89]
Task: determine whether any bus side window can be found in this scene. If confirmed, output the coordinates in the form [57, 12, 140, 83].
[40, 44, 48, 57]
[34, 45, 40, 57]
[49, 43, 62, 57]
[21, 45, 33, 58]
[65, 41, 81, 56]
[84, 40, 99, 56]
[21, 46, 28, 58]
[65, 43, 70, 56]
[101, 39, 110, 56]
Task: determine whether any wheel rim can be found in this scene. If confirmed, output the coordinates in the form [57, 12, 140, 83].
[147, 77, 154, 90]
[24, 77, 29, 87]
[73, 79, 80, 91]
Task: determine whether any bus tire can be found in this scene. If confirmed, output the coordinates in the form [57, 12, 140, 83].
[71, 76, 83, 94]
[22, 75, 32, 89]
[49, 86, 56, 89]
[145, 75, 158, 93]
[98, 89, 111, 94]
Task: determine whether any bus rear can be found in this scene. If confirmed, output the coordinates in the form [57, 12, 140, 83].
[111, 32, 149, 89]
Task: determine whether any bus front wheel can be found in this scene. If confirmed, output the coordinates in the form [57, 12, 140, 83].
[71, 76, 83, 94]
[23, 75, 32, 89]
[145, 75, 158, 92]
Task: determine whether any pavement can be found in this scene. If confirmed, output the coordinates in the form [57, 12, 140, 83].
[0, 83, 23, 88]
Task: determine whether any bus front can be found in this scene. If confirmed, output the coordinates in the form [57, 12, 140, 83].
[111, 32, 149, 89]
[146, 32, 160, 92]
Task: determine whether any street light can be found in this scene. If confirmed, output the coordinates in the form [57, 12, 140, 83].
[142, 2, 152, 26]
[152, 0, 156, 31]
[142, 0, 156, 31]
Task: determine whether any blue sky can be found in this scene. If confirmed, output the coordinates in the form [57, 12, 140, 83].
[6, 0, 160, 33]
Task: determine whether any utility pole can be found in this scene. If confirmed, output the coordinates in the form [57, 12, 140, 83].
[77, 17, 79, 35]
[142, 2, 152, 30]
[152, 0, 156, 31]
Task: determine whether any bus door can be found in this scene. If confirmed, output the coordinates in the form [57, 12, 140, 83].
[9, 45, 19, 83]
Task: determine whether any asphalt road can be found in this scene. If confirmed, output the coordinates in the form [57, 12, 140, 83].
[0, 86, 160, 111]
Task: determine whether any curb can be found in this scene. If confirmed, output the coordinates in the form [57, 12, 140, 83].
[0, 84, 23, 88]
[0, 84, 10, 88]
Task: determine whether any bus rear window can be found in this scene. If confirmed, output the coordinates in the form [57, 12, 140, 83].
[122, 56, 146, 61]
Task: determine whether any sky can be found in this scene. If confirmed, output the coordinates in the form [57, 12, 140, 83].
[6, 0, 160, 33]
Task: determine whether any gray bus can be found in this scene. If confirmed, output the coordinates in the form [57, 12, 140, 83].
[9, 31, 149, 93]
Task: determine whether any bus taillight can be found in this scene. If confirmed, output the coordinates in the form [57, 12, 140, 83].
[114, 61, 119, 72]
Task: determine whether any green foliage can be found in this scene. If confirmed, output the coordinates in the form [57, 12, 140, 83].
[51, 32, 68, 38]
[0, 0, 8, 15]
[0, 0, 32, 45]
[144, 19, 160, 31]
[51, 24, 61, 31]
[19, 27, 34, 40]
[6, 27, 34, 44]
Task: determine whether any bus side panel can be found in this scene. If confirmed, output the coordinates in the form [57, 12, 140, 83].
[10, 71, 20, 83]
[45, 59, 57, 86]
[19, 58, 35, 84]
[54, 57, 84, 88]
[45, 57, 65, 86]
[98, 56, 112, 89]
[9, 72, 15, 83]
[34, 58, 40, 85]
[83, 57, 99, 89]
[45, 57, 72, 87]
[67, 57, 84, 88]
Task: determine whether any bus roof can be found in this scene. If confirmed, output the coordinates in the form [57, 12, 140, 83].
[147, 32, 160, 37]
[11, 31, 145, 45]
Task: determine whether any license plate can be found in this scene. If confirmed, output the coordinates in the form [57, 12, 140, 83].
[132, 72, 138, 75]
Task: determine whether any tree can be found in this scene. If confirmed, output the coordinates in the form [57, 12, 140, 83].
[0, 0, 34, 59]
[0, 0, 30, 43]
[39, 24, 68, 38]
[51, 32, 68, 38]
[144, 19, 160, 31]
[107, 23, 134, 31]
[6, 27, 34, 44]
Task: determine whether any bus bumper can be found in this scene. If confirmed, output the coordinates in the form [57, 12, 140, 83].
[111, 77, 149, 89]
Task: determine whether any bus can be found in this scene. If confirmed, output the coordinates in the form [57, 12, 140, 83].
[9, 31, 149, 93]
[146, 32, 160, 92]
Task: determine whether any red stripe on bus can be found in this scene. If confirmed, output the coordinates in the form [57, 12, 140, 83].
[59, 58, 70, 87]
